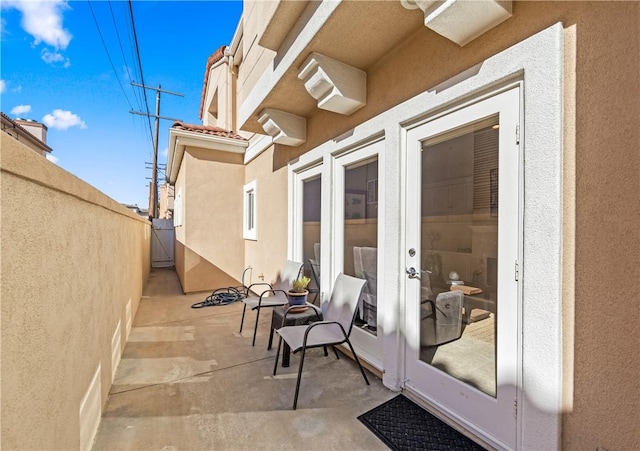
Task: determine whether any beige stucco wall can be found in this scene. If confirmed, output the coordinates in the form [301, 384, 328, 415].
[244, 145, 289, 289]
[236, 0, 278, 110]
[174, 146, 245, 293]
[236, 2, 639, 449]
[1, 133, 151, 450]
[203, 63, 235, 131]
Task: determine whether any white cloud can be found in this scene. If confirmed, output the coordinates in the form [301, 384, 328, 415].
[0, 80, 6, 93]
[10, 104, 31, 115]
[46, 153, 59, 164]
[42, 109, 86, 130]
[161, 147, 169, 157]
[3, 0, 72, 49]
[41, 48, 63, 63]
[41, 48, 69, 67]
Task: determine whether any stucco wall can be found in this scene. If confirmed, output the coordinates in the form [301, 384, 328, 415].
[295, 4, 638, 450]
[236, 2, 640, 449]
[244, 145, 289, 289]
[174, 147, 245, 293]
[1, 133, 151, 450]
[237, 0, 278, 110]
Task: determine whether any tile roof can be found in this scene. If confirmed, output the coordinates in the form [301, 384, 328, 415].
[1, 112, 52, 153]
[171, 121, 246, 141]
[199, 45, 227, 120]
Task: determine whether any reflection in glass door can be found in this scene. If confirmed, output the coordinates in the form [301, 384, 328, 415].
[404, 87, 520, 449]
[419, 117, 499, 396]
[302, 176, 321, 305]
[343, 158, 378, 336]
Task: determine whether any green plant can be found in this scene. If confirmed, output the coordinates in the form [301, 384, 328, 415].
[290, 276, 311, 293]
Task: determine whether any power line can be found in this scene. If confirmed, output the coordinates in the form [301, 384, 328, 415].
[118, 1, 145, 117]
[127, 0, 154, 146]
[130, 83, 183, 220]
[108, 1, 135, 88]
[87, 1, 133, 109]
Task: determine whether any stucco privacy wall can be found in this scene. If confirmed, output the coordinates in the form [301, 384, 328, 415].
[1, 133, 150, 450]
[174, 147, 245, 293]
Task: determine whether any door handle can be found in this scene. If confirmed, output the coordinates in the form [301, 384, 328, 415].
[406, 267, 421, 279]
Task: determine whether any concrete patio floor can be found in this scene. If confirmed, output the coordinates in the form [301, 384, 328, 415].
[92, 267, 395, 450]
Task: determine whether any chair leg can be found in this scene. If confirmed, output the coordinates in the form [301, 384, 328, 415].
[293, 346, 307, 410]
[252, 307, 260, 346]
[273, 335, 283, 376]
[239, 304, 247, 333]
[345, 338, 370, 385]
[332, 346, 340, 359]
[268, 326, 274, 350]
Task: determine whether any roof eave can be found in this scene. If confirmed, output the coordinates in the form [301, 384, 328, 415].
[166, 128, 249, 184]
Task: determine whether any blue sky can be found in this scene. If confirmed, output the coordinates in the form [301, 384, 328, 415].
[1, 0, 242, 209]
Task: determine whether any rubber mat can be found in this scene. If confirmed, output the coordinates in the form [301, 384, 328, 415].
[357, 395, 485, 450]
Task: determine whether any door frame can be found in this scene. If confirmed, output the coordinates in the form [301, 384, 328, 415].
[287, 24, 564, 451]
[331, 138, 386, 368]
[402, 86, 522, 450]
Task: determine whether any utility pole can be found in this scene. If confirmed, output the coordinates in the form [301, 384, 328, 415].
[130, 83, 183, 219]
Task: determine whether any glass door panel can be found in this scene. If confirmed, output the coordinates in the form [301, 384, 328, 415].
[404, 87, 520, 449]
[343, 158, 378, 336]
[302, 176, 321, 305]
[420, 117, 499, 397]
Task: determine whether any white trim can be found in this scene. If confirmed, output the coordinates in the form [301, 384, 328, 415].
[166, 128, 248, 184]
[332, 139, 385, 368]
[244, 134, 273, 165]
[173, 188, 183, 228]
[243, 180, 257, 240]
[238, 1, 341, 128]
[258, 108, 307, 146]
[403, 87, 521, 450]
[289, 23, 564, 451]
[298, 52, 367, 115]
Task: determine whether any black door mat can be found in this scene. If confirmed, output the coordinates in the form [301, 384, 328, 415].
[358, 394, 486, 450]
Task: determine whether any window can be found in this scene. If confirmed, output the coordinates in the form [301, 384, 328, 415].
[243, 181, 257, 240]
[174, 188, 183, 227]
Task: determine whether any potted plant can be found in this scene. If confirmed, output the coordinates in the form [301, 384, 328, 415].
[287, 276, 311, 306]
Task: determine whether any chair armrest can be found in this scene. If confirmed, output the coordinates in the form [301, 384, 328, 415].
[281, 303, 322, 322]
[255, 288, 288, 308]
[302, 320, 348, 347]
[247, 282, 273, 297]
[421, 299, 435, 318]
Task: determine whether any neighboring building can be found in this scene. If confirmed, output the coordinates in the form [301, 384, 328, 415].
[1, 112, 52, 156]
[166, 2, 639, 450]
[158, 183, 174, 219]
[123, 204, 149, 218]
[167, 120, 249, 293]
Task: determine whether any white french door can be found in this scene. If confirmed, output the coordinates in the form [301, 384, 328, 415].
[290, 164, 323, 300]
[333, 139, 385, 367]
[404, 87, 521, 449]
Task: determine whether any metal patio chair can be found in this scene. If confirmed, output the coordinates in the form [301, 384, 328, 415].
[420, 290, 464, 346]
[273, 273, 370, 409]
[239, 260, 303, 346]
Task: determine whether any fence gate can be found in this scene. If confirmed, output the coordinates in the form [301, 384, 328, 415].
[151, 218, 175, 267]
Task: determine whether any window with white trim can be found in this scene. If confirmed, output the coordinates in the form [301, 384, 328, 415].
[174, 188, 183, 227]
[243, 180, 257, 240]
